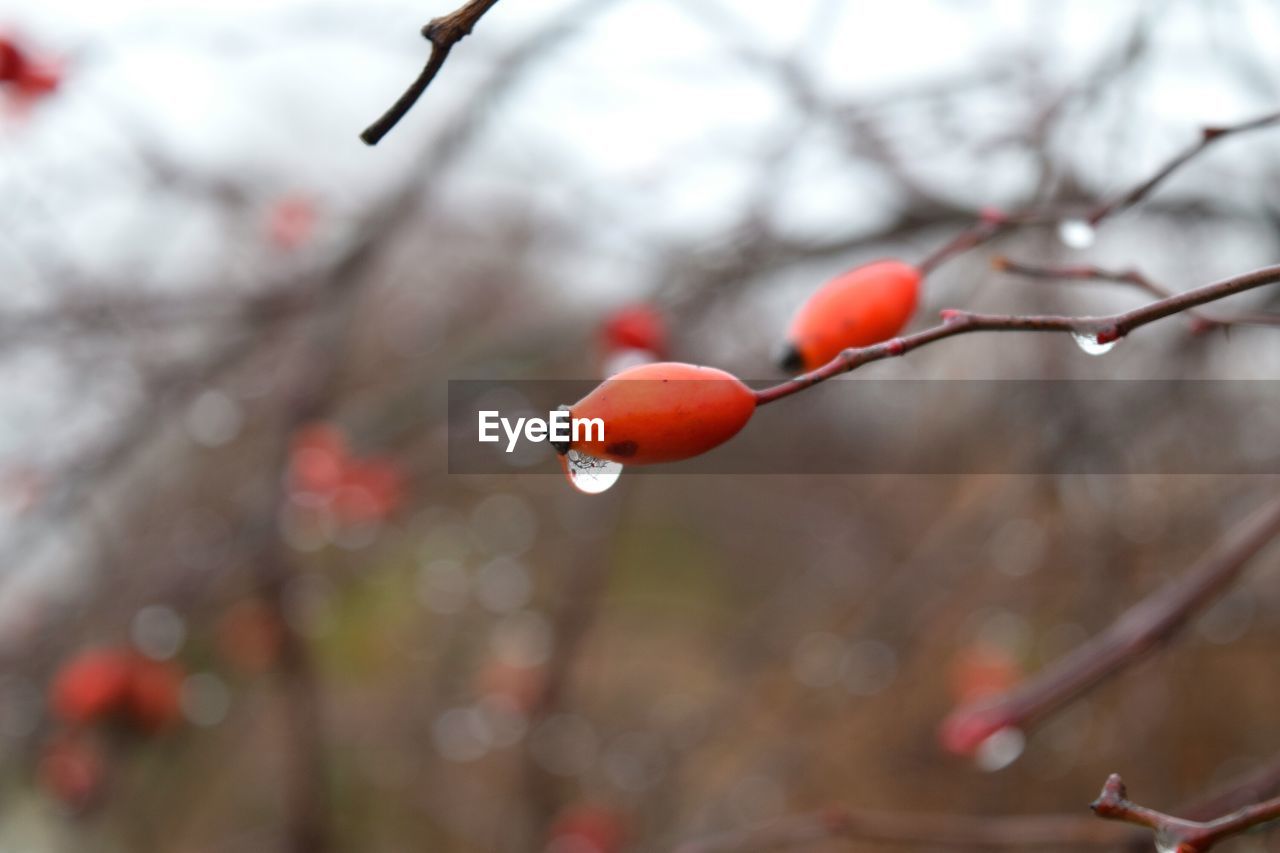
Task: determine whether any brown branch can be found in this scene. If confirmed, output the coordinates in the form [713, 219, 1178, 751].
[360, 0, 503, 145]
[752, 263, 1280, 406]
[917, 109, 1280, 274]
[992, 257, 1280, 331]
[1085, 110, 1280, 225]
[673, 807, 1126, 853]
[1093, 774, 1280, 853]
[939, 492, 1280, 755]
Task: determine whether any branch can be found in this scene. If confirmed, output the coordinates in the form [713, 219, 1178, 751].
[360, 0, 503, 145]
[992, 257, 1280, 332]
[1085, 110, 1280, 225]
[939, 492, 1280, 755]
[1093, 774, 1280, 853]
[918, 109, 1280, 274]
[673, 807, 1126, 853]
[752, 263, 1280, 406]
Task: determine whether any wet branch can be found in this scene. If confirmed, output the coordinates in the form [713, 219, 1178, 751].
[752, 263, 1280, 406]
[1093, 774, 1280, 853]
[673, 808, 1125, 853]
[917, 109, 1280, 274]
[993, 257, 1280, 331]
[360, 0, 503, 145]
[1084, 110, 1280, 225]
[939, 492, 1280, 755]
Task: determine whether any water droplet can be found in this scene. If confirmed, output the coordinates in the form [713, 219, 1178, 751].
[974, 726, 1025, 771]
[1057, 219, 1096, 249]
[1072, 331, 1118, 356]
[561, 450, 622, 495]
[1154, 828, 1182, 853]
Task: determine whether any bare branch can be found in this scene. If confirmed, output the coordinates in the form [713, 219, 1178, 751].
[673, 807, 1126, 853]
[1085, 111, 1280, 225]
[753, 263, 1280, 406]
[992, 256, 1280, 331]
[1093, 774, 1280, 853]
[940, 492, 1280, 755]
[360, 0, 503, 145]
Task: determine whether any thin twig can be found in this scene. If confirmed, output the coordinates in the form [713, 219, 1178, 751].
[672, 807, 1126, 853]
[1085, 110, 1280, 225]
[917, 109, 1280, 274]
[1093, 774, 1280, 853]
[939, 492, 1280, 755]
[752, 263, 1280, 406]
[992, 256, 1280, 331]
[360, 0, 503, 145]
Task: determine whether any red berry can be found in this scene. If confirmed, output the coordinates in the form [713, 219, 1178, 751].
[267, 195, 317, 251]
[601, 304, 666, 358]
[937, 703, 1013, 757]
[0, 38, 26, 82]
[780, 260, 921, 373]
[289, 423, 348, 495]
[948, 643, 1021, 704]
[476, 659, 545, 714]
[38, 732, 104, 809]
[566, 362, 756, 465]
[125, 657, 184, 733]
[332, 458, 404, 523]
[548, 805, 626, 853]
[50, 648, 132, 725]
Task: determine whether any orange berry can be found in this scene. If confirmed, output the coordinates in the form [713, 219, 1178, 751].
[779, 259, 921, 372]
[565, 362, 756, 465]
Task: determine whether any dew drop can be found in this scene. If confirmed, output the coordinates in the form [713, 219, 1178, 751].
[1154, 828, 1182, 853]
[1072, 331, 1118, 356]
[974, 726, 1025, 772]
[1057, 219, 1096, 249]
[560, 450, 622, 495]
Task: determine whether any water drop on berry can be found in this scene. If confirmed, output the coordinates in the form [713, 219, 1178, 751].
[562, 450, 622, 495]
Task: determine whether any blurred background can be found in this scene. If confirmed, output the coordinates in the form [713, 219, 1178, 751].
[2, 0, 1280, 851]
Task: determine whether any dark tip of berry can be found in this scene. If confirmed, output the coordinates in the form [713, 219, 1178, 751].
[776, 343, 806, 374]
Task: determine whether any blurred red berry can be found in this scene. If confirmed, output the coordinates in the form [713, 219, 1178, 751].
[267, 195, 318, 251]
[476, 660, 545, 715]
[601, 304, 666, 358]
[125, 658, 184, 733]
[14, 64, 58, 97]
[50, 648, 132, 725]
[289, 423, 349, 495]
[50, 647, 185, 733]
[948, 643, 1021, 704]
[547, 805, 626, 853]
[332, 458, 404, 523]
[0, 38, 26, 82]
[38, 732, 103, 809]
[937, 703, 1014, 757]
